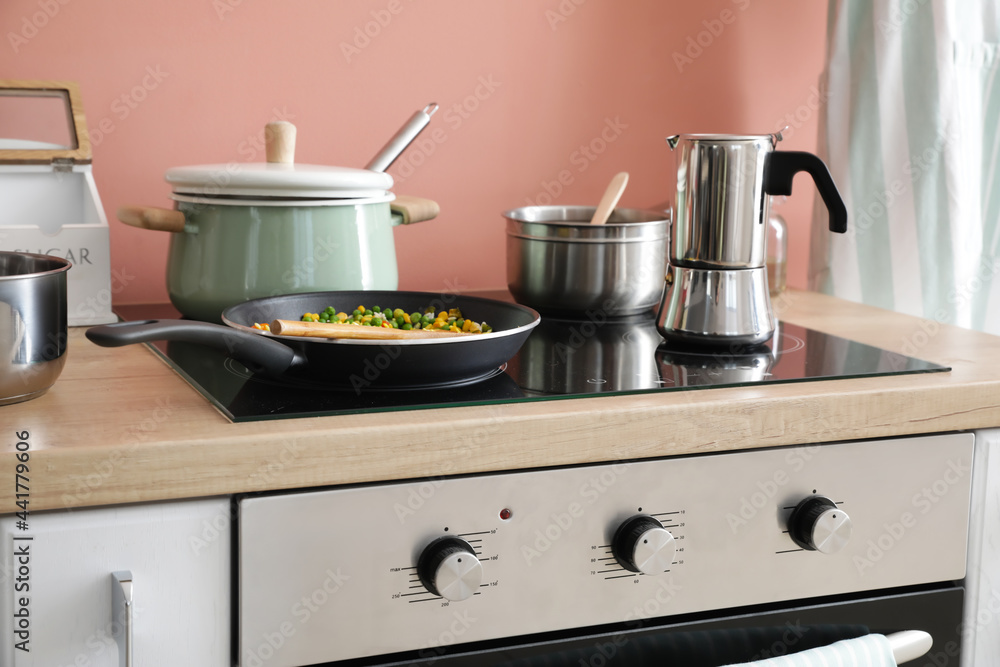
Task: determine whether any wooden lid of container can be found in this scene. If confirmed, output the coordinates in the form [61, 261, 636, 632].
[0, 80, 91, 165]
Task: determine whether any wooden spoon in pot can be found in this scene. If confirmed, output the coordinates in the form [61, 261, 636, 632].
[589, 172, 630, 225]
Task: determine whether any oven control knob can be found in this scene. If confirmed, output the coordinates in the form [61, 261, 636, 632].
[612, 515, 676, 575]
[788, 495, 852, 554]
[417, 536, 483, 601]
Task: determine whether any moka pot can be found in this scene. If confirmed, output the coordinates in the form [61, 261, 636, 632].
[657, 131, 847, 346]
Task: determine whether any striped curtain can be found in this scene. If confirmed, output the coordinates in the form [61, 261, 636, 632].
[809, 0, 1000, 334]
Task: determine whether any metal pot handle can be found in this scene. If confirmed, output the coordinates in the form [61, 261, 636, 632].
[117, 206, 187, 233]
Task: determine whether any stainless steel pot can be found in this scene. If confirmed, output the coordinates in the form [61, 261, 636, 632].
[0, 251, 70, 406]
[504, 206, 669, 318]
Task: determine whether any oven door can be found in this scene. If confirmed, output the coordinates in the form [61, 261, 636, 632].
[359, 585, 960, 666]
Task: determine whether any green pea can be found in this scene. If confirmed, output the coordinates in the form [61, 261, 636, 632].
[401, 322, 412, 330]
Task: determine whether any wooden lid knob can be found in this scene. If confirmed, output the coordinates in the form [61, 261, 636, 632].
[265, 121, 296, 164]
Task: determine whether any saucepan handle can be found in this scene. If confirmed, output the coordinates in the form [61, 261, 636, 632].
[117, 206, 188, 233]
[764, 151, 848, 234]
[390, 195, 440, 225]
[85, 319, 300, 377]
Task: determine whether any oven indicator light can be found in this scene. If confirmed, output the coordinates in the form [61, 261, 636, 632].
[499, 508, 513, 521]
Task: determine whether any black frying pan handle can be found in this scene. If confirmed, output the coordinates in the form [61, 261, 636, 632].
[765, 151, 848, 234]
[85, 319, 300, 377]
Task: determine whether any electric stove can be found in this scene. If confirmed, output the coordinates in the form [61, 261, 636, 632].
[113, 294, 948, 422]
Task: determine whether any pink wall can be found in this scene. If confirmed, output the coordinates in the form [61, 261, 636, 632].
[2, 0, 828, 304]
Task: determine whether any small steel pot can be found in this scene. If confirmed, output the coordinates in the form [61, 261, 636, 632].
[504, 206, 670, 318]
[0, 252, 70, 406]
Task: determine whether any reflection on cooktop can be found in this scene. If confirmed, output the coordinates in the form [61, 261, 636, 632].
[113, 304, 949, 422]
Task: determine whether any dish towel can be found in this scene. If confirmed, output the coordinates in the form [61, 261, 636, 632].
[726, 633, 896, 666]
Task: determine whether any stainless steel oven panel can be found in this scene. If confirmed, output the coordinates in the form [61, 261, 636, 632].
[238, 433, 973, 666]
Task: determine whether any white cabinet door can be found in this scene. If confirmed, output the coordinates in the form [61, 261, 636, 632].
[0, 497, 231, 666]
[965, 429, 1000, 667]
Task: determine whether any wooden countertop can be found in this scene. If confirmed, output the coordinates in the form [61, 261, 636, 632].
[5, 290, 1000, 512]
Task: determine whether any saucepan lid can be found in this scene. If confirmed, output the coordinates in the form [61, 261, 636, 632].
[166, 105, 438, 200]
[165, 121, 393, 200]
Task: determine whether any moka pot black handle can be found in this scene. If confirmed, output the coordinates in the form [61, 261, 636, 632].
[764, 151, 848, 234]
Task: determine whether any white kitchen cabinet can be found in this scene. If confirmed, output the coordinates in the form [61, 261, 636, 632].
[964, 429, 1000, 666]
[0, 497, 231, 666]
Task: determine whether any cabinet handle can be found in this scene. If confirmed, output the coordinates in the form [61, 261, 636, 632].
[112, 571, 133, 667]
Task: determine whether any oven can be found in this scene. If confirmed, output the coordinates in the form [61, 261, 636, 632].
[237, 432, 973, 666]
[109, 300, 967, 665]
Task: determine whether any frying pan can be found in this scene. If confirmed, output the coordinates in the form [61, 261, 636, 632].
[86, 291, 540, 390]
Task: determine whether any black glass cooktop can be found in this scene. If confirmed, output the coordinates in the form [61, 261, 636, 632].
[114, 297, 949, 422]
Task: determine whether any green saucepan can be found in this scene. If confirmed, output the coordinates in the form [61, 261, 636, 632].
[117, 120, 439, 322]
